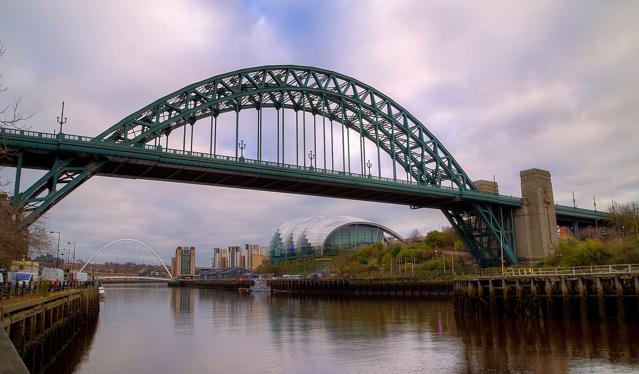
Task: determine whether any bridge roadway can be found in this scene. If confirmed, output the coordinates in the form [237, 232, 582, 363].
[96, 276, 172, 281]
[96, 276, 172, 283]
[0, 128, 605, 225]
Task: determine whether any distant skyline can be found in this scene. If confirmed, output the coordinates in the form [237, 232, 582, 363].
[1, 1, 637, 266]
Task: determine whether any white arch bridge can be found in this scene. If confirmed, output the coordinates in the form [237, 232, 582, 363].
[96, 276, 171, 281]
[79, 239, 173, 279]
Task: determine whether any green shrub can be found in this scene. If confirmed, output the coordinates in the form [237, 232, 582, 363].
[418, 258, 445, 272]
[37, 282, 49, 297]
[553, 239, 614, 267]
[391, 245, 401, 257]
[425, 230, 444, 248]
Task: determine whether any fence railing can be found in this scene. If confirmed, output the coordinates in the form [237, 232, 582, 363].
[454, 264, 639, 279]
[0, 280, 95, 301]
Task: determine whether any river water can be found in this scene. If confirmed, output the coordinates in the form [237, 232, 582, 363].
[50, 284, 639, 373]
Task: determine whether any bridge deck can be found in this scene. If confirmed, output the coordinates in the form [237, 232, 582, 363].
[1, 129, 607, 224]
[2, 129, 521, 210]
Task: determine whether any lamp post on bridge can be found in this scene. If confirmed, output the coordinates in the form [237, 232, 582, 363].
[308, 151, 315, 171]
[238, 139, 246, 162]
[56, 102, 67, 134]
[366, 160, 372, 178]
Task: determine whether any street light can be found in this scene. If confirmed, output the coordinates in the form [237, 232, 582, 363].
[50, 231, 61, 268]
[63, 248, 71, 269]
[366, 160, 372, 178]
[67, 242, 76, 270]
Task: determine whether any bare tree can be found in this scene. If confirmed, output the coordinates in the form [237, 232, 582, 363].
[0, 198, 53, 268]
[408, 228, 422, 241]
[609, 201, 639, 238]
[1, 41, 34, 162]
[0, 42, 33, 131]
[0, 41, 50, 267]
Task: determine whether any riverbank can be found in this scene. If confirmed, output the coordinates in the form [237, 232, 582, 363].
[0, 288, 100, 373]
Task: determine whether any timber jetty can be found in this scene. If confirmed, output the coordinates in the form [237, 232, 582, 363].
[454, 264, 639, 320]
[174, 278, 453, 297]
[268, 278, 452, 297]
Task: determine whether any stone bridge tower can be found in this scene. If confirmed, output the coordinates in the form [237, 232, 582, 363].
[514, 168, 559, 262]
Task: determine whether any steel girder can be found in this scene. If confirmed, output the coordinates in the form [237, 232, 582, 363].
[11, 156, 104, 227]
[444, 205, 517, 266]
[10, 65, 518, 264]
[95, 65, 474, 190]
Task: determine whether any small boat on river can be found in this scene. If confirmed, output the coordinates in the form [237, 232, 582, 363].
[249, 278, 271, 293]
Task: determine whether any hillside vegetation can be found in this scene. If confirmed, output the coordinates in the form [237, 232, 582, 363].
[256, 228, 479, 277]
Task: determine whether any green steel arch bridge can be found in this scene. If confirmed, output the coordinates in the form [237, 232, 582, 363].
[0, 65, 605, 266]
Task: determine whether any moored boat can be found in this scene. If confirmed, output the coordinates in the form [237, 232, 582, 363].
[250, 277, 271, 293]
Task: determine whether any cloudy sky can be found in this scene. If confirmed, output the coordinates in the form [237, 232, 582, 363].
[1, 1, 637, 266]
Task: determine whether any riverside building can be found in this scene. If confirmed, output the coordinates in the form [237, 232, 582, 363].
[212, 245, 268, 270]
[269, 216, 403, 264]
[171, 246, 196, 278]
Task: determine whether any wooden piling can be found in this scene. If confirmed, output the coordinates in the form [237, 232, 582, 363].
[615, 277, 625, 321]
[577, 278, 587, 320]
[453, 271, 638, 321]
[595, 277, 605, 320]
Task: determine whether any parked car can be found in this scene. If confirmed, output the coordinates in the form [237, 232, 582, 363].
[15, 272, 38, 287]
[41, 267, 65, 282]
[5, 272, 17, 283]
[73, 271, 89, 282]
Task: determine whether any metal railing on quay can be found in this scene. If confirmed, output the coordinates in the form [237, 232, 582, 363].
[454, 264, 639, 279]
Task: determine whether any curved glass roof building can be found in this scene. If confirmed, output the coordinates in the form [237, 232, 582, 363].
[269, 216, 403, 263]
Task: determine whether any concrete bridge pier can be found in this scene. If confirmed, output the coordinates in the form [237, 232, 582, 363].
[514, 169, 559, 263]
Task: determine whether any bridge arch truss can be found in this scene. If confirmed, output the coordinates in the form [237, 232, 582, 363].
[8, 65, 518, 266]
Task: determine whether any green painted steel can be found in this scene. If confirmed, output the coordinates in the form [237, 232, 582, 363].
[1, 128, 524, 205]
[0, 66, 607, 266]
[96, 65, 474, 190]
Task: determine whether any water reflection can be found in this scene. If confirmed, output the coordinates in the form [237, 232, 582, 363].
[59, 286, 639, 373]
[453, 314, 639, 372]
[46, 315, 98, 373]
[170, 287, 195, 334]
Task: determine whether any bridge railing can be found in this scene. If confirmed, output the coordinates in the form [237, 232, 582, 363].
[95, 276, 171, 281]
[0, 128, 57, 139]
[1, 128, 531, 203]
[1, 127, 462, 189]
